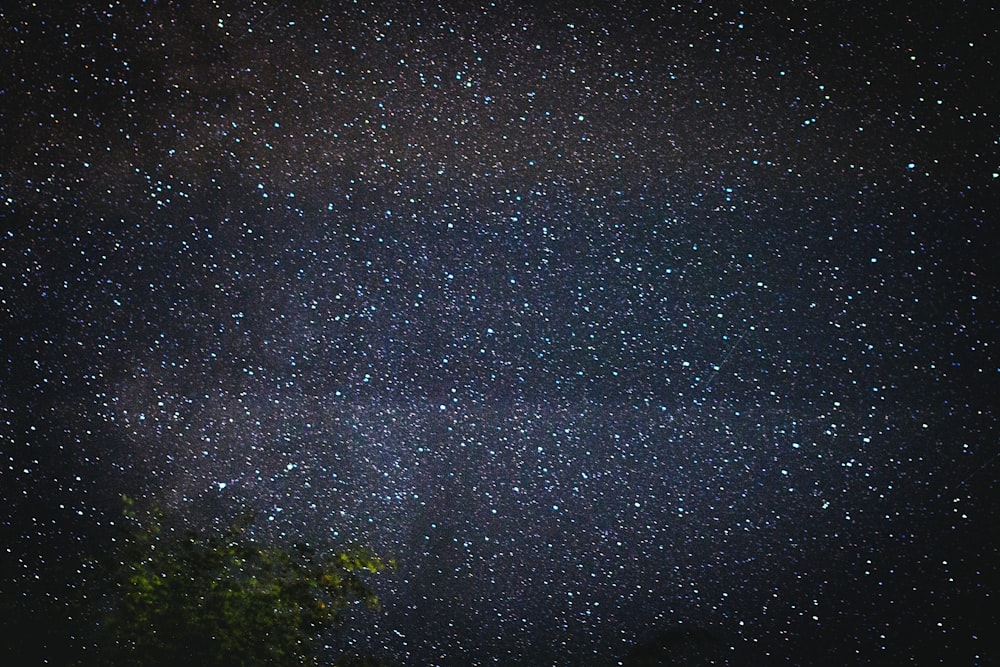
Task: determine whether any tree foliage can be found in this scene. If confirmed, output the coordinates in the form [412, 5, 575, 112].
[94, 495, 393, 666]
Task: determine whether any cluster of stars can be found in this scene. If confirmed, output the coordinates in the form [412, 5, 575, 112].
[3, 2, 996, 665]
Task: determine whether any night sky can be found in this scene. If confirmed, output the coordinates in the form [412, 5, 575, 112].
[2, 2, 998, 665]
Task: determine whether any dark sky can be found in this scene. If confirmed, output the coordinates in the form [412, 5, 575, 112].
[2, 2, 997, 665]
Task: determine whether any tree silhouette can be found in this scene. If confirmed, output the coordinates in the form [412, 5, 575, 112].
[90, 495, 393, 666]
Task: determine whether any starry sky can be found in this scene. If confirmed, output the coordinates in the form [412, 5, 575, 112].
[2, 1, 998, 665]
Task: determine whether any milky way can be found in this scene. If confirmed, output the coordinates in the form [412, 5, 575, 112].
[2, 2, 997, 665]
